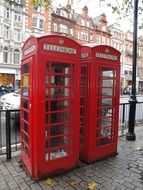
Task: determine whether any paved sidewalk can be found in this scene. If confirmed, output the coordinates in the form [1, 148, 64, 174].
[1, 127, 143, 190]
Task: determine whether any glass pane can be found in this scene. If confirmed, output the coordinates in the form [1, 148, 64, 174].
[101, 69, 115, 77]
[101, 88, 114, 96]
[50, 112, 72, 123]
[22, 99, 28, 109]
[23, 133, 29, 144]
[22, 63, 29, 74]
[101, 79, 114, 87]
[22, 87, 29, 97]
[96, 135, 113, 146]
[23, 122, 28, 133]
[52, 63, 70, 74]
[50, 87, 71, 98]
[50, 75, 70, 86]
[50, 124, 70, 136]
[50, 100, 73, 111]
[50, 136, 70, 148]
[101, 128, 111, 136]
[98, 117, 112, 127]
[49, 147, 69, 160]
[97, 108, 113, 117]
[101, 98, 113, 106]
[23, 111, 28, 121]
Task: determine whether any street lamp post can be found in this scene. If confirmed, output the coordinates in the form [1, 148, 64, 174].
[126, 0, 138, 141]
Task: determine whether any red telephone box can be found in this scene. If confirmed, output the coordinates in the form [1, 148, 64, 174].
[21, 35, 81, 179]
[80, 45, 120, 163]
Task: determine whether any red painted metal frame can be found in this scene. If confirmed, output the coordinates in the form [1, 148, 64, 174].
[80, 45, 120, 163]
[21, 35, 81, 179]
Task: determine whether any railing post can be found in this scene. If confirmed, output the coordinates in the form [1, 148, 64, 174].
[6, 110, 11, 160]
[120, 104, 125, 135]
[122, 104, 125, 124]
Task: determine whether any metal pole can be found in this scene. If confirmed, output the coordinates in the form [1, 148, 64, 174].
[126, 0, 138, 141]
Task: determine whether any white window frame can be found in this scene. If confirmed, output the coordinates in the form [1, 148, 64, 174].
[15, 0, 21, 4]
[4, 8, 10, 19]
[33, 17, 44, 29]
[14, 29, 21, 42]
[13, 49, 20, 64]
[53, 23, 57, 32]
[3, 47, 8, 63]
[14, 11, 22, 22]
[59, 24, 68, 34]
[4, 25, 10, 40]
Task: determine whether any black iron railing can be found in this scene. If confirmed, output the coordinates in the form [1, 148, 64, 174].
[119, 101, 143, 135]
[0, 109, 20, 160]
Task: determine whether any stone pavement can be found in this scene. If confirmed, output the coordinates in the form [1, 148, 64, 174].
[1, 127, 143, 190]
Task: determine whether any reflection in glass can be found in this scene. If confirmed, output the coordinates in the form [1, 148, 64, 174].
[23, 111, 28, 121]
[23, 122, 28, 133]
[22, 99, 28, 109]
[50, 124, 69, 136]
[50, 112, 71, 123]
[101, 79, 114, 87]
[52, 63, 70, 74]
[101, 88, 113, 96]
[50, 88, 70, 98]
[23, 87, 28, 97]
[101, 98, 113, 106]
[101, 69, 115, 77]
[50, 100, 73, 111]
[101, 128, 111, 136]
[49, 148, 68, 160]
[100, 117, 112, 127]
[22, 63, 29, 74]
[50, 136, 69, 148]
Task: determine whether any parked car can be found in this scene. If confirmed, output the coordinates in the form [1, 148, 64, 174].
[2, 90, 20, 123]
[0, 89, 20, 109]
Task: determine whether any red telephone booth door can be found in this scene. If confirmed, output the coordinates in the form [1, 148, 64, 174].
[95, 65, 120, 159]
[40, 60, 80, 176]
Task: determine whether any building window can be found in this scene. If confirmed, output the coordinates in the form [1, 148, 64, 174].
[33, 5, 44, 13]
[102, 25, 106, 32]
[59, 24, 68, 34]
[4, 25, 9, 40]
[96, 36, 100, 44]
[60, 10, 68, 18]
[33, 17, 44, 29]
[14, 29, 21, 42]
[53, 23, 57, 32]
[14, 11, 21, 22]
[4, 8, 10, 19]
[13, 49, 20, 64]
[15, 0, 21, 4]
[80, 32, 88, 41]
[69, 28, 73, 36]
[102, 36, 106, 44]
[86, 21, 89, 27]
[81, 19, 85, 26]
[3, 47, 8, 63]
[107, 38, 110, 45]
